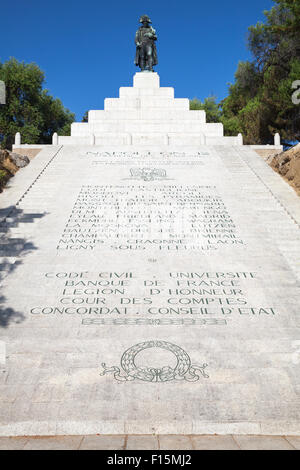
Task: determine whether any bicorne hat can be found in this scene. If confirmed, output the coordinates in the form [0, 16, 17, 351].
[139, 15, 152, 24]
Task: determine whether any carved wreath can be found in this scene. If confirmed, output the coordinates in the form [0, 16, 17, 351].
[100, 340, 209, 383]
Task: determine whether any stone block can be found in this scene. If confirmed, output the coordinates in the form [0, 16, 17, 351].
[80, 435, 125, 450]
[104, 96, 189, 111]
[234, 435, 295, 450]
[286, 436, 300, 450]
[126, 435, 159, 450]
[104, 97, 141, 111]
[71, 122, 89, 136]
[168, 133, 206, 146]
[132, 133, 167, 145]
[119, 86, 174, 98]
[89, 109, 206, 123]
[159, 435, 193, 450]
[23, 436, 82, 450]
[133, 72, 160, 88]
[94, 133, 129, 145]
[191, 435, 239, 450]
[0, 437, 28, 450]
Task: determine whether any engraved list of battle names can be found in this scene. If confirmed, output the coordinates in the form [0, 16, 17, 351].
[57, 185, 244, 251]
[30, 271, 277, 325]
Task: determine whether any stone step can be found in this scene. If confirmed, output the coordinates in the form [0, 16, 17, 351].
[71, 121, 223, 135]
[0, 434, 298, 450]
[119, 86, 174, 98]
[104, 96, 190, 111]
[88, 109, 206, 122]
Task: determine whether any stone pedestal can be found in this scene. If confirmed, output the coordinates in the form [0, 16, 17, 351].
[62, 73, 229, 146]
[133, 71, 160, 88]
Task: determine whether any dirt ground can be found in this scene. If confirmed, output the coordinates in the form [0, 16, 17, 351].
[268, 144, 300, 196]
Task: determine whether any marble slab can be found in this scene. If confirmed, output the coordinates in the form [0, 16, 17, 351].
[0, 144, 300, 435]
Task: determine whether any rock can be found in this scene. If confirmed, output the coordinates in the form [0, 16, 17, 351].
[0, 169, 10, 192]
[268, 144, 300, 195]
[0, 149, 18, 175]
[9, 152, 30, 168]
[0, 149, 30, 192]
[0, 149, 10, 163]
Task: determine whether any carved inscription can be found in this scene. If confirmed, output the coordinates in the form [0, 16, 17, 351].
[30, 271, 277, 325]
[57, 185, 243, 251]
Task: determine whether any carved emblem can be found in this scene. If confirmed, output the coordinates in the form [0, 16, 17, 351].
[100, 340, 209, 382]
[129, 168, 167, 181]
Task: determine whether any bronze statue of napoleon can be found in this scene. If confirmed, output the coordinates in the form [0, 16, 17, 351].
[135, 15, 158, 72]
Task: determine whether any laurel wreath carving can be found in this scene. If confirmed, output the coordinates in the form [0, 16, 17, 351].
[100, 340, 209, 382]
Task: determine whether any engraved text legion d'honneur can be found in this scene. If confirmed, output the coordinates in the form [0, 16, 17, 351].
[30, 271, 277, 326]
[27, 181, 278, 326]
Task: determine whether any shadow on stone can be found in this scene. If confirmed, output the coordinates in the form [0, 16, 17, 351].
[0, 206, 46, 327]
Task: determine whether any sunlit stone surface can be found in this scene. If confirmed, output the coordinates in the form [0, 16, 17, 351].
[0, 78, 300, 436]
[60, 73, 236, 147]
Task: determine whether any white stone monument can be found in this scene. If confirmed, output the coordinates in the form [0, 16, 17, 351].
[1, 72, 299, 437]
[58, 73, 241, 147]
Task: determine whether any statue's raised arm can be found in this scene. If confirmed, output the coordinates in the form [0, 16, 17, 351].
[134, 15, 158, 72]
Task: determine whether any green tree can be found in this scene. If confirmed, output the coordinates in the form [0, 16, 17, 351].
[272, 0, 300, 36]
[190, 96, 222, 123]
[82, 111, 89, 123]
[0, 58, 75, 149]
[221, 0, 300, 145]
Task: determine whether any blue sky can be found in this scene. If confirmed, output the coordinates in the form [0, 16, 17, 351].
[1, 0, 274, 120]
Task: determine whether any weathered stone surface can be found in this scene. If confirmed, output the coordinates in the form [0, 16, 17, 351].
[285, 436, 300, 450]
[191, 435, 239, 450]
[0, 141, 299, 437]
[126, 435, 159, 450]
[159, 435, 193, 450]
[0, 72, 299, 437]
[233, 435, 295, 450]
[23, 435, 82, 450]
[0, 434, 298, 450]
[0, 437, 28, 450]
[80, 435, 125, 450]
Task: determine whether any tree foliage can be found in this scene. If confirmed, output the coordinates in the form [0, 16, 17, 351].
[0, 58, 75, 149]
[190, 96, 222, 123]
[82, 111, 89, 122]
[221, 0, 300, 144]
[191, 1, 300, 145]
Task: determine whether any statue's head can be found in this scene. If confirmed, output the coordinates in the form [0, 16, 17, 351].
[139, 15, 152, 26]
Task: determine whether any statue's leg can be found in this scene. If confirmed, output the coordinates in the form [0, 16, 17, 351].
[140, 46, 146, 71]
[146, 45, 153, 71]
